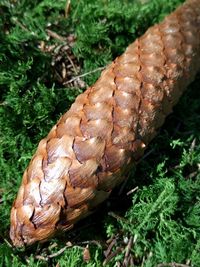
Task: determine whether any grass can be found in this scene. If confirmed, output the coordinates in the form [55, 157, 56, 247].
[0, 0, 200, 266]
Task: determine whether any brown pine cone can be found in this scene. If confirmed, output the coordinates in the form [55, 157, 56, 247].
[10, 0, 200, 247]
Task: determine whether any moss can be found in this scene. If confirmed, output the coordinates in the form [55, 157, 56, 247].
[1, 0, 199, 266]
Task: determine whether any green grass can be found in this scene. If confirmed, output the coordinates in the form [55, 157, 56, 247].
[1, 0, 200, 266]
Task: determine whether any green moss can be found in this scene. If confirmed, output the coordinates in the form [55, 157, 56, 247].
[1, 0, 199, 266]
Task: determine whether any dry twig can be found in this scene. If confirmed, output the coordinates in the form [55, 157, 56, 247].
[123, 236, 133, 267]
[104, 235, 119, 258]
[63, 67, 105, 85]
[46, 29, 66, 42]
[103, 247, 123, 266]
[35, 242, 73, 261]
[127, 186, 139, 196]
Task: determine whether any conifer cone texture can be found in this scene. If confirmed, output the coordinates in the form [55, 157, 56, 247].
[10, 0, 200, 247]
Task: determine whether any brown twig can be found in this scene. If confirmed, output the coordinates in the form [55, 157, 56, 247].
[123, 236, 133, 267]
[104, 235, 119, 258]
[66, 54, 78, 74]
[51, 243, 74, 258]
[46, 29, 66, 42]
[103, 247, 123, 266]
[35, 242, 74, 261]
[48, 242, 58, 250]
[127, 186, 139, 196]
[106, 234, 116, 244]
[63, 67, 105, 85]
[35, 255, 48, 261]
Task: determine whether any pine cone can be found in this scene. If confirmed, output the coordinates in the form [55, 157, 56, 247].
[10, 0, 200, 247]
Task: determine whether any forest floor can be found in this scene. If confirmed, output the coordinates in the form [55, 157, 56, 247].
[0, 0, 200, 266]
